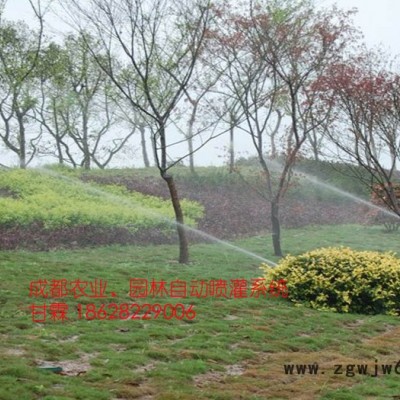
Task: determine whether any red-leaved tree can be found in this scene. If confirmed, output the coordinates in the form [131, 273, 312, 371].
[314, 50, 400, 221]
[207, 0, 357, 256]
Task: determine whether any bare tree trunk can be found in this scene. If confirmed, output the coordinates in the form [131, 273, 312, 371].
[17, 112, 27, 169]
[56, 134, 64, 164]
[152, 133, 158, 167]
[188, 135, 195, 173]
[307, 131, 320, 161]
[82, 109, 91, 170]
[156, 123, 190, 264]
[140, 125, 150, 168]
[187, 102, 196, 174]
[229, 124, 235, 173]
[53, 100, 64, 164]
[271, 200, 282, 257]
[270, 110, 282, 159]
[163, 174, 189, 264]
[270, 132, 277, 159]
[313, 144, 319, 161]
[390, 149, 397, 171]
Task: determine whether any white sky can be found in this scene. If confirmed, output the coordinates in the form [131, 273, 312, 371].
[4, 0, 399, 51]
[321, 0, 400, 55]
[1, 0, 400, 168]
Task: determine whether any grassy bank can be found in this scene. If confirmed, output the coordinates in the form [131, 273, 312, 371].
[0, 224, 399, 399]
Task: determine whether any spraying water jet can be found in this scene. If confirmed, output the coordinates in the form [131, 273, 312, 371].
[36, 167, 277, 267]
[268, 159, 400, 222]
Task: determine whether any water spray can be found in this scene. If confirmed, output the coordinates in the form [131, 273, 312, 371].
[268, 159, 400, 222]
[36, 167, 278, 267]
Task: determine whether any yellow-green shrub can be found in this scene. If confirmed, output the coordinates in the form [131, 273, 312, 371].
[261, 247, 400, 315]
[0, 169, 204, 231]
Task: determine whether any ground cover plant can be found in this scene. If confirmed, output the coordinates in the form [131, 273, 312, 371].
[0, 169, 203, 229]
[0, 169, 203, 249]
[0, 165, 371, 250]
[1, 225, 400, 400]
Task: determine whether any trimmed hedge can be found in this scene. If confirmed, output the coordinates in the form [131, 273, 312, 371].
[261, 247, 400, 315]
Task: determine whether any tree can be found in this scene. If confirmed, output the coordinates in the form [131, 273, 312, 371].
[315, 50, 400, 217]
[0, 1, 44, 168]
[210, 0, 356, 256]
[172, 63, 223, 173]
[35, 42, 71, 165]
[205, 93, 243, 173]
[110, 68, 159, 168]
[36, 35, 133, 169]
[114, 96, 153, 167]
[61, 0, 212, 263]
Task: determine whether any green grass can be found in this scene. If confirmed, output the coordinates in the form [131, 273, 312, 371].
[1, 224, 400, 399]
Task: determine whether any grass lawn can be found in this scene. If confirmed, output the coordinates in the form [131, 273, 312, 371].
[1, 224, 400, 400]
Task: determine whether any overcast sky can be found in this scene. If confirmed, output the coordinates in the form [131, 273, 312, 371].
[321, 0, 400, 55]
[4, 0, 399, 51]
[1, 0, 400, 167]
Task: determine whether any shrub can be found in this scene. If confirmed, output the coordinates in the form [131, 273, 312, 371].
[260, 247, 400, 315]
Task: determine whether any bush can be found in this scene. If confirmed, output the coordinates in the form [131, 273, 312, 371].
[260, 247, 400, 315]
